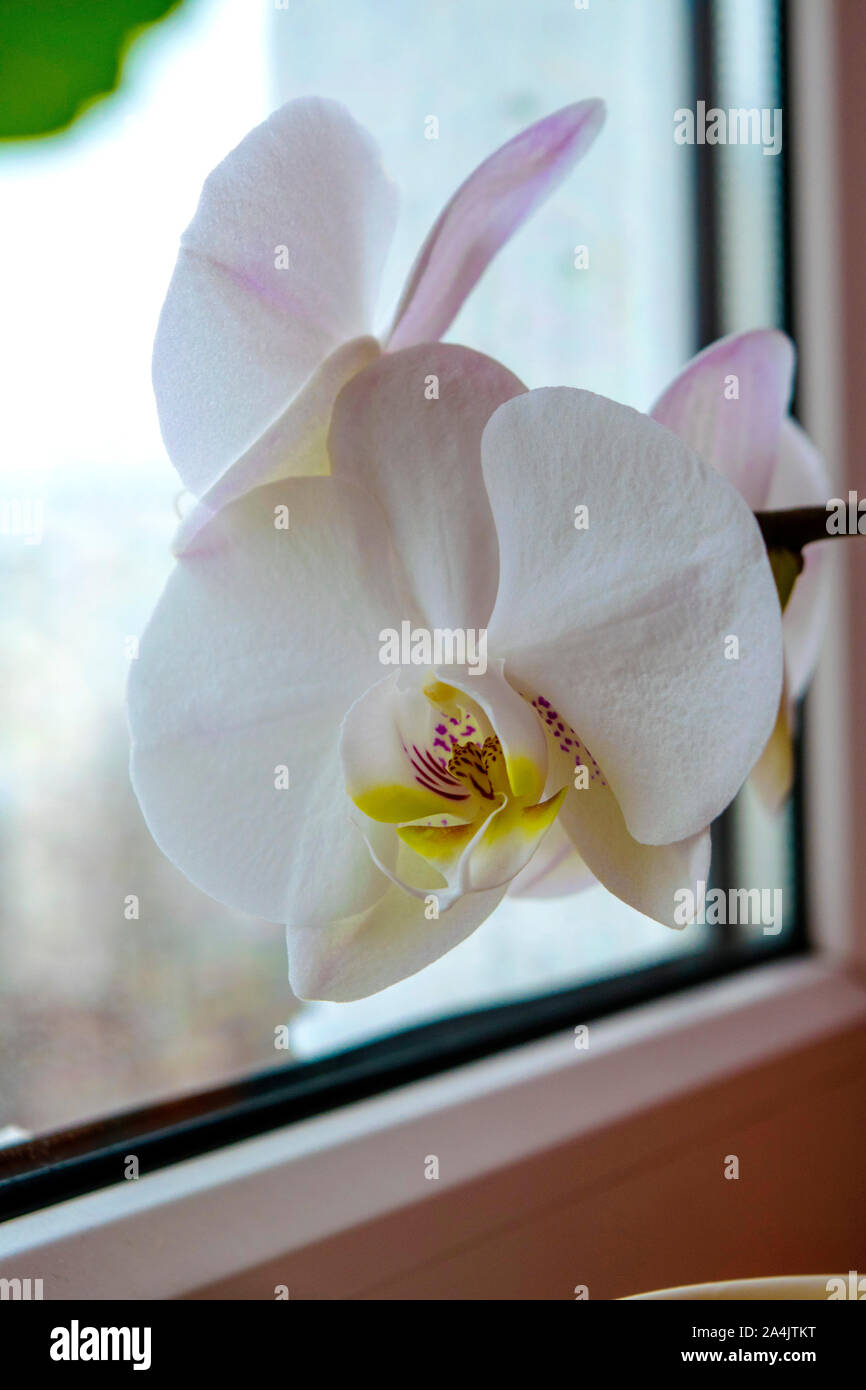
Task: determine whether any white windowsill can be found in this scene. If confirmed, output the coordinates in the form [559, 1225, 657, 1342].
[1, 954, 864, 1299]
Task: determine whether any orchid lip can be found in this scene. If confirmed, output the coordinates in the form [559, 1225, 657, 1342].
[406, 744, 470, 802]
[342, 673, 569, 909]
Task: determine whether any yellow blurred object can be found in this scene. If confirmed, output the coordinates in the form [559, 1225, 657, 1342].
[624, 1276, 843, 1301]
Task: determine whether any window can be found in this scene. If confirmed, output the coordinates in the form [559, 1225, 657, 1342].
[0, 0, 802, 1218]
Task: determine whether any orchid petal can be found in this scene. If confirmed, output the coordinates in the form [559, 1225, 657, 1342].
[175, 336, 381, 554]
[650, 329, 795, 509]
[387, 101, 605, 351]
[507, 824, 595, 899]
[286, 861, 508, 1001]
[531, 706, 711, 926]
[482, 388, 783, 846]
[153, 97, 398, 498]
[328, 344, 525, 629]
[750, 679, 795, 812]
[128, 477, 417, 924]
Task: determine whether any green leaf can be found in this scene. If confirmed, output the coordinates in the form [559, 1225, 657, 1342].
[0, 0, 183, 140]
[767, 545, 804, 613]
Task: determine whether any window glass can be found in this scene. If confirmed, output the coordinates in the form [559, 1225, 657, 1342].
[0, 0, 791, 1138]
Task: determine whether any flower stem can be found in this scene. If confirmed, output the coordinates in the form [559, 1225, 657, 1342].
[754, 506, 852, 552]
[753, 505, 861, 609]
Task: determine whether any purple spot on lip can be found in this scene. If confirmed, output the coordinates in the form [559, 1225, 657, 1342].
[435, 723, 447, 735]
[414, 776, 467, 801]
[409, 747, 468, 800]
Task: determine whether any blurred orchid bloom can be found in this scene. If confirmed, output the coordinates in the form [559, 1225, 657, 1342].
[514, 328, 830, 903]
[650, 329, 832, 812]
[128, 347, 783, 1000]
[152, 95, 605, 545]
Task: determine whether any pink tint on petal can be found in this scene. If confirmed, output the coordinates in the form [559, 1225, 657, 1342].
[650, 329, 795, 511]
[386, 100, 606, 350]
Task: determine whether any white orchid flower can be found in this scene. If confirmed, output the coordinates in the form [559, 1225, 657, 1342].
[152, 95, 605, 546]
[514, 329, 832, 901]
[128, 345, 784, 1000]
